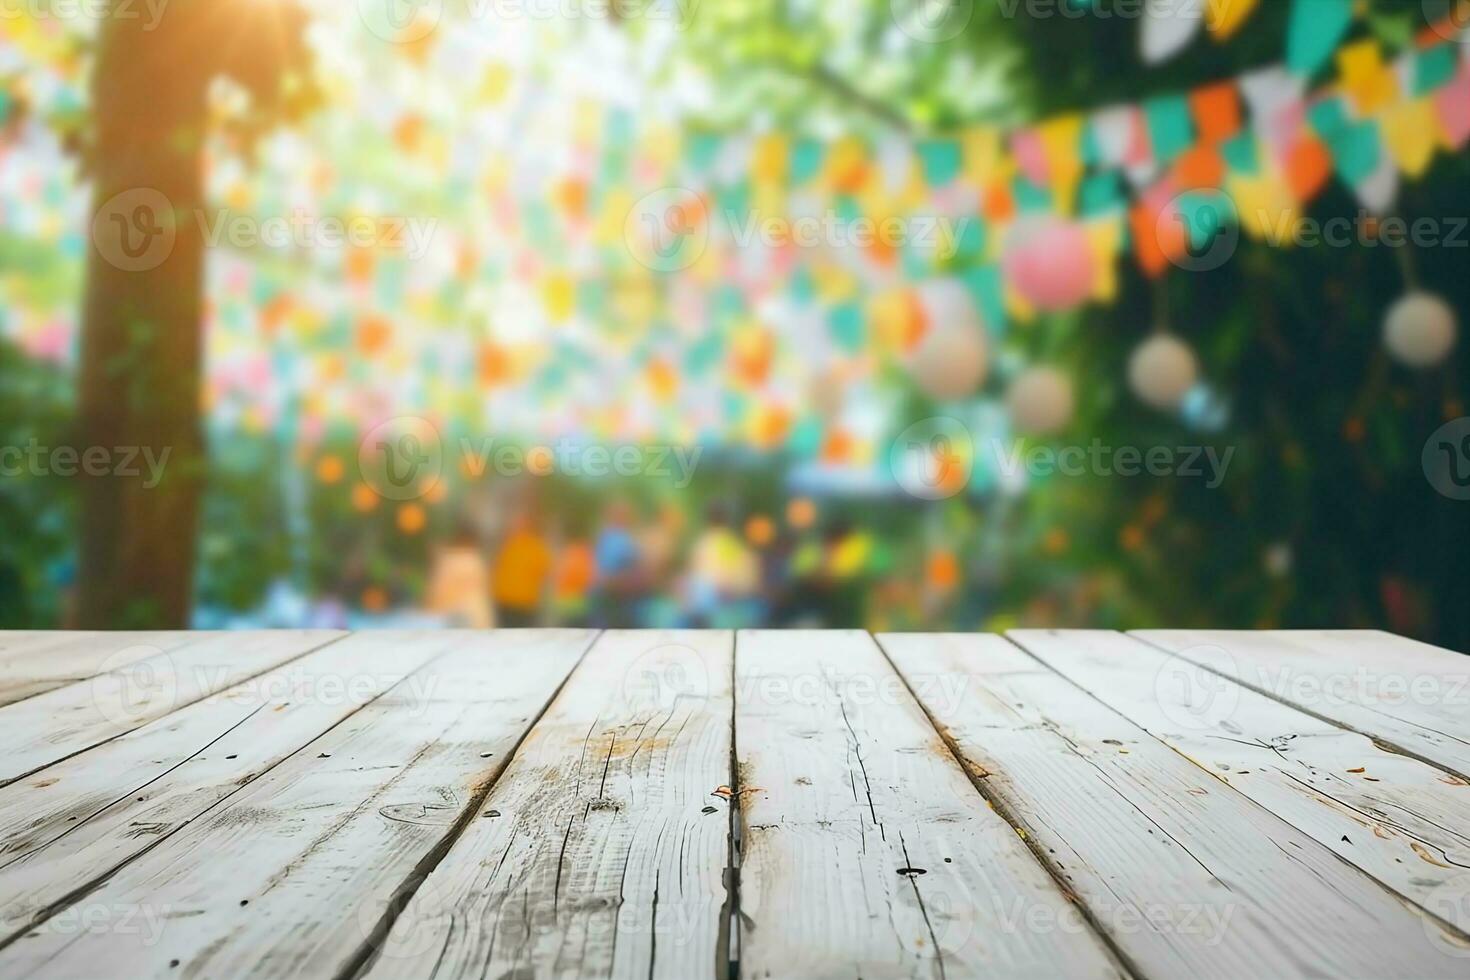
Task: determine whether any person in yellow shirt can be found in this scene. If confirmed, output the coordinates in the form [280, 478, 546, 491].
[491, 512, 552, 627]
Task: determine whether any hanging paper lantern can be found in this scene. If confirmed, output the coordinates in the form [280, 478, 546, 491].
[910, 321, 988, 401]
[1129, 334, 1199, 410]
[1383, 292, 1458, 368]
[1006, 366, 1075, 435]
[906, 279, 988, 401]
[1002, 216, 1096, 313]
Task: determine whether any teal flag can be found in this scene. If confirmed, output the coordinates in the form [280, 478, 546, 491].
[1287, 0, 1353, 76]
[917, 141, 962, 187]
[790, 140, 825, 184]
[828, 302, 866, 353]
[1144, 95, 1194, 163]
[1327, 122, 1381, 186]
[1414, 45, 1459, 97]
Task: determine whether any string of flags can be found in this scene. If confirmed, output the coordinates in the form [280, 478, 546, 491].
[0, 6, 1466, 492]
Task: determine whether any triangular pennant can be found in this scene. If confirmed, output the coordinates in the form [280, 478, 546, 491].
[1436, 65, 1470, 148]
[1205, 0, 1259, 40]
[1381, 98, 1440, 177]
[1287, 0, 1354, 76]
[1142, 0, 1205, 64]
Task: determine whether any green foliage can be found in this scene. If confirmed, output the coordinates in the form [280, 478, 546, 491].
[0, 339, 75, 626]
[662, 0, 1470, 644]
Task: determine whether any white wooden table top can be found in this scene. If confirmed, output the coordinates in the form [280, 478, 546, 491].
[0, 628, 1467, 979]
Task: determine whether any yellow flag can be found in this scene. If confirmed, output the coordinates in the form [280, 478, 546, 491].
[1381, 98, 1439, 178]
[1085, 216, 1125, 303]
[541, 273, 576, 323]
[1038, 115, 1085, 216]
[641, 123, 682, 172]
[594, 188, 634, 247]
[961, 127, 1006, 187]
[480, 62, 513, 105]
[1228, 170, 1301, 245]
[1206, 0, 1259, 39]
[1337, 41, 1398, 116]
[751, 133, 790, 186]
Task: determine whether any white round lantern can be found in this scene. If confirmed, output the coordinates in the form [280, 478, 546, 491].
[1384, 292, 1457, 369]
[911, 322, 988, 402]
[1128, 334, 1198, 410]
[1007, 366, 1075, 434]
[909, 279, 988, 401]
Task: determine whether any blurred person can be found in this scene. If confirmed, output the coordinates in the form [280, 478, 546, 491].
[491, 511, 552, 627]
[425, 524, 494, 628]
[637, 502, 687, 627]
[593, 499, 645, 627]
[686, 503, 761, 627]
[638, 502, 684, 589]
[552, 536, 596, 626]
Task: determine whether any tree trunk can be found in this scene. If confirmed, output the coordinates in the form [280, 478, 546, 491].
[75, 14, 208, 628]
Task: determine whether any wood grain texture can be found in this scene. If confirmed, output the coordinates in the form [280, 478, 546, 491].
[0, 631, 343, 786]
[1135, 629, 1470, 777]
[1010, 629, 1470, 946]
[0, 631, 454, 943]
[0, 630, 592, 980]
[736, 630, 1123, 980]
[360, 629, 736, 980]
[0, 632, 206, 708]
[884, 632, 1470, 978]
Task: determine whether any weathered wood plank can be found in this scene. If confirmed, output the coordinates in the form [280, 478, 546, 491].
[1010, 629, 1470, 945]
[0, 629, 593, 980]
[883, 631, 1470, 978]
[736, 629, 1123, 980]
[0, 632, 99, 664]
[0, 631, 455, 942]
[1135, 629, 1470, 777]
[0, 632, 204, 708]
[360, 629, 735, 980]
[0, 632, 115, 662]
[0, 631, 343, 786]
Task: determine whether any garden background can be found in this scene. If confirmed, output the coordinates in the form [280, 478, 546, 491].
[1, 0, 1468, 648]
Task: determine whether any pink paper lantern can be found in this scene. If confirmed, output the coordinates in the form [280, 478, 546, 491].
[1003, 216, 1096, 313]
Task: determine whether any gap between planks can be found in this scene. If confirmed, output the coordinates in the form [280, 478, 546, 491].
[0, 631, 597, 978]
[1130, 629, 1470, 781]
